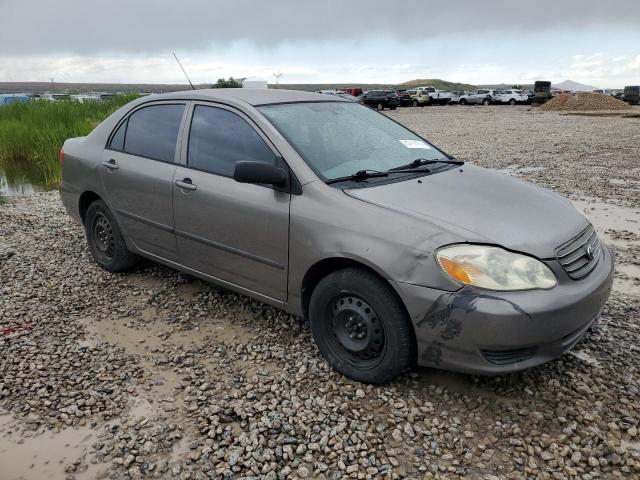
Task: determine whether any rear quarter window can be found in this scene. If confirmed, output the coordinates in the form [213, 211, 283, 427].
[109, 120, 127, 150]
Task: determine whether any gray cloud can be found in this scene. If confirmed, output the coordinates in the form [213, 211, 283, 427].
[1, 0, 639, 54]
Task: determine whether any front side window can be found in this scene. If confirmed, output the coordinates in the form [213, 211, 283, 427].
[258, 102, 447, 182]
[188, 105, 275, 177]
[123, 104, 185, 162]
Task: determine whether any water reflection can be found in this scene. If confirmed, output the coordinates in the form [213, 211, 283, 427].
[0, 173, 48, 195]
[0, 159, 56, 196]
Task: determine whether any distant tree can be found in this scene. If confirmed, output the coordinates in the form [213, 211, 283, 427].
[213, 77, 242, 88]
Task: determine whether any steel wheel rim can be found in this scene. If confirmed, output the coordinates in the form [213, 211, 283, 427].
[92, 210, 115, 260]
[328, 295, 385, 368]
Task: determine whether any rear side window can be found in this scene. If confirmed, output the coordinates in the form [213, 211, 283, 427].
[123, 104, 185, 162]
[187, 105, 275, 177]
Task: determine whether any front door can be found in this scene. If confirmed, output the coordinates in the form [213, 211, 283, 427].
[172, 103, 290, 302]
[100, 102, 186, 261]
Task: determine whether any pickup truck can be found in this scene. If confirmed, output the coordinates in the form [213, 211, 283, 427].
[411, 87, 451, 106]
[493, 89, 528, 105]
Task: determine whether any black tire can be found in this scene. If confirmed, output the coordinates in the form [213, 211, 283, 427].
[84, 199, 137, 272]
[309, 268, 416, 383]
[390, 106, 397, 110]
[509, 98, 516, 105]
[482, 98, 490, 106]
[460, 98, 467, 105]
[412, 99, 419, 107]
[376, 103, 384, 111]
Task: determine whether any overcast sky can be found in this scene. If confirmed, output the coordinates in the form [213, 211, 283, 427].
[1, 0, 639, 87]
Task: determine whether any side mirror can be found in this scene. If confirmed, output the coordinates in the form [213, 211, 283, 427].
[234, 161, 288, 187]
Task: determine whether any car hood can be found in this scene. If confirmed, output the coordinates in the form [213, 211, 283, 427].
[344, 164, 588, 259]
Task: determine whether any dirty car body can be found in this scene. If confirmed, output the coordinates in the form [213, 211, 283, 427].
[60, 89, 613, 381]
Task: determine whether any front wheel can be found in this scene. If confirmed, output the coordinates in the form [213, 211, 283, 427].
[460, 98, 467, 105]
[309, 268, 416, 383]
[85, 199, 138, 272]
[482, 98, 490, 105]
[509, 99, 516, 105]
[376, 103, 384, 111]
[412, 99, 419, 107]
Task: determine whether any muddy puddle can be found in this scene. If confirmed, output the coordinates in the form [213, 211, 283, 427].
[572, 197, 640, 297]
[0, 414, 104, 480]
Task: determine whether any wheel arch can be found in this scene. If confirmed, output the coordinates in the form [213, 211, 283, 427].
[300, 256, 419, 373]
[78, 190, 103, 224]
[300, 256, 409, 323]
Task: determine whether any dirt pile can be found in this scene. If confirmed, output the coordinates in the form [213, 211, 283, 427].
[540, 92, 630, 111]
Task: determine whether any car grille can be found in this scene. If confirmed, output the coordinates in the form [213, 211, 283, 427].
[555, 224, 601, 280]
[481, 347, 538, 365]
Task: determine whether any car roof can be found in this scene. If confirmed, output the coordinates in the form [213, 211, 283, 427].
[140, 88, 346, 106]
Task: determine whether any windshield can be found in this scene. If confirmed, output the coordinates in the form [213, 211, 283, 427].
[258, 102, 446, 181]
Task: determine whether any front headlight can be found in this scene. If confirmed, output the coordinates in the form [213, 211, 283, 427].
[436, 244, 557, 291]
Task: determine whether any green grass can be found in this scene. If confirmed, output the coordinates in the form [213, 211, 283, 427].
[0, 95, 138, 186]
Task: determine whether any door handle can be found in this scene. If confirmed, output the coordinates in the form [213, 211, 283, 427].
[102, 159, 119, 170]
[175, 178, 197, 191]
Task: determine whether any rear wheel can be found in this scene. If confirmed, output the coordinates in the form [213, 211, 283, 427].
[85, 200, 137, 272]
[377, 103, 384, 111]
[509, 98, 516, 105]
[309, 268, 416, 383]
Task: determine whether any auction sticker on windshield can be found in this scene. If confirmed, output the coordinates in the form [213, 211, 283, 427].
[399, 140, 431, 149]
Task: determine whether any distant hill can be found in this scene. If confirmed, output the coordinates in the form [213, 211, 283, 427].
[553, 80, 598, 91]
[400, 79, 476, 90]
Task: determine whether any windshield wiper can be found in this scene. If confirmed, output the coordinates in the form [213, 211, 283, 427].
[326, 167, 439, 184]
[326, 169, 389, 184]
[389, 157, 464, 171]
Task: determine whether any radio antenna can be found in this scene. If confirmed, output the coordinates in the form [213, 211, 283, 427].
[172, 51, 195, 90]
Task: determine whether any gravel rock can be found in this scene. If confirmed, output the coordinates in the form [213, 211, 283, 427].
[1, 107, 639, 479]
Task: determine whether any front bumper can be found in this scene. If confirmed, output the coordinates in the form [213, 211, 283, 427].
[393, 245, 614, 375]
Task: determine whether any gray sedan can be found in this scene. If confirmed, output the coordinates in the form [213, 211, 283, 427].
[59, 89, 613, 383]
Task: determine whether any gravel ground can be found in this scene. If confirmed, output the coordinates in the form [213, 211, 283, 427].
[1, 106, 639, 480]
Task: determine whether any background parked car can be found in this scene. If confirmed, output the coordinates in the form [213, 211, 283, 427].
[413, 86, 452, 105]
[410, 90, 434, 107]
[493, 89, 528, 105]
[623, 86, 640, 105]
[459, 89, 494, 105]
[447, 91, 465, 104]
[394, 89, 412, 106]
[340, 87, 364, 97]
[361, 90, 399, 110]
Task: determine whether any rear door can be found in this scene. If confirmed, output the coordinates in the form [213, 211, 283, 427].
[101, 102, 186, 261]
[172, 103, 290, 303]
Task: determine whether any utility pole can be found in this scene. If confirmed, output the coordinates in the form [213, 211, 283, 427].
[273, 70, 283, 89]
[50, 76, 54, 91]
